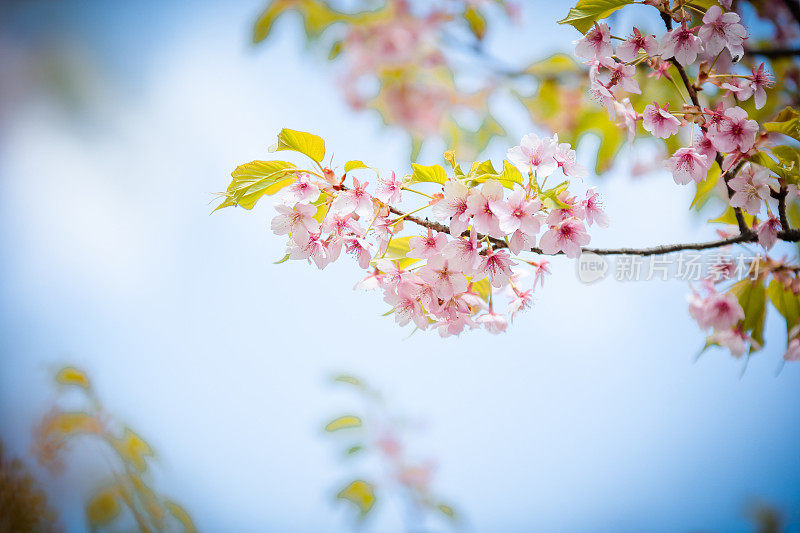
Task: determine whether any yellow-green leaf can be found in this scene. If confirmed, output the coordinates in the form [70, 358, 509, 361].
[764, 106, 800, 142]
[558, 0, 634, 33]
[165, 501, 197, 533]
[409, 163, 447, 185]
[217, 160, 297, 210]
[377, 236, 420, 269]
[691, 163, 721, 210]
[334, 375, 363, 387]
[345, 160, 368, 172]
[731, 279, 767, 352]
[56, 367, 91, 389]
[272, 128, 326, 164]
[325, 415, 362, 432]
[464, 6, 486, 40]
[768, 279, 800, 335]
[337, 480, 375, 517]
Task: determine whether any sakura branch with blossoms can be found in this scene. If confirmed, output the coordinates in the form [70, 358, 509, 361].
[222, 0, 800, 364]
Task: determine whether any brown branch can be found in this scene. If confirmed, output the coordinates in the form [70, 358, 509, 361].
[781, 0, 800, 27]
[778, 184, 791, 231]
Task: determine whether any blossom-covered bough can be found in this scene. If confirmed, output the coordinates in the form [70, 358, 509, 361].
[220, 0, 800, 363]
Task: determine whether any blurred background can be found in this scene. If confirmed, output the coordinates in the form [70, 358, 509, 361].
[0, 0, 799, 531]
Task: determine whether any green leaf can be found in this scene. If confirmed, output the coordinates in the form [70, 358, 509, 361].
[525, 53, 581, 77]
[764, 106, 800, 142]
[376, 236, 420, 269]
[708, 206, 755, 227]
[272, 128, 326, 164]
[346, 445, 364, 455]
[333, 374, 363, 387]
[337, 480, 375, 517]
[217, 160, 297, 210]
[345, 160, 368, 172]
[164, 501, 197, 533]
[731, 279, 767, 352]
[438, 504, 456, 519]
[443, 151, 465, 177]
[768, 279, 800, 336]
[325, 415, 362, 432]
[113, 428, 154, 473]
[409, 163, 447, 185]
[558, 0, 634, 33]
[691, 163, 721, 210]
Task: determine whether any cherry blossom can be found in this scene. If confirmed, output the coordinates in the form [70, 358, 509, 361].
[729, 163, 771, 215]
[748, 63, 773, 109]
[756, 215, 780, 250]
[408, 228, 448, 259]
[332, 177, 374, 218]
[418, 255, 467, 300]
[707, 106, 758, 153]
[443, 228, 481, 275]
[284, 174, 320, 203]
[475, 248, 515, 288]
[552, 134, 588, 178]
[288, 232, 330, 269]
[432, 179, 472, 237]
[476, 311, 508, 334]
[688, 282, 744, 330]
[582, 188, 609, 227]
[709, 328, 748, 358]
[539, 217, 590, 258]
[699, 5, 747, 59]
[616, 27, 658, 62]
[385, 282, 428, 330]
[466, 179, 505, 237]
[271, 202, 320, 244]
[642, 102, 681, 138]
[660, 23, 703, 65]
[666, 147, 709, 185]
[508, 287, 533, 321]
[493, 187, 543, 236]
[613, 98, 639, 143]
[506, 134, 557, 177]
[600, 57, 641, 94]
[374, 171, 403, 204]
[573, 22, 613, 60]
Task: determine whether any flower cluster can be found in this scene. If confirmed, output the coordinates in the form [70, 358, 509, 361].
[267, 133, 605, 336]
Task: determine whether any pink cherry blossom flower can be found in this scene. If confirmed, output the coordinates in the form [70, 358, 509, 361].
[546, 191, 585, 225]
[374, 171, 403, 204]
[432, 179, 472, 237]
[666, 147, 709, 185]
[354, 268, 384, 291]
[642, 102, 681, 138]
[384, 282, 428, 330]
[785, 337, 800, 362]
[506, 134, 557, 177]
[707, 106, 758, 153]
[466, 179, 505, 238]
[600, 57, 641, 94]
[493, 187, 543, 236]
[443, 227, 481, 275]
[613, 98, 639, 143]
[476, 311, 508, 334]
[532, 260, 550, 289]
[748, 63, 773, 109]
[694, 131, 717, 162]
[582, 187, 609, 227]
[574, 23, 613, 60]
[756, 215, 780, 250]
[688, 281, 744, 330]
[552, 134, 588, 178]
[288, 232, 329, 269]
[474, 248, 515, 288]
[376, 259, 419, 291]
[660, 23, 703, 65]
[699, 5, 747, 59]
[589, 78, 618, 119]
[418, 255, 468, 300]
[332, 177, 374, 218]
[729, 163, 771, 215]
[616, 27, 658, 62]
[323, 212, 364, 237]
[508, 287, 533, 321]
[345, 236, 373, 268]
[709, 328, 748, 358]
[284, 174, 320, 204]
[436, 315, 473, 337]
[539, 217, 590, 258]
[408, 228, 448, 259]
[271, 202, 320, 245]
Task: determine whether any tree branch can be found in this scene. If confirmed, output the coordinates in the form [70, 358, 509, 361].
[386, 203, 800, 257]
[781, 0, 800, 27]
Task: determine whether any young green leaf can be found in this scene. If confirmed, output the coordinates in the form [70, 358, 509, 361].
[409, 163, 447, 185]
[558, 0, 633, 33]
[272, 128, 326, 164]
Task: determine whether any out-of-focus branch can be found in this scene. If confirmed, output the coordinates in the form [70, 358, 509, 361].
[746, 47, 800, 58]
[781, 0, 800, 27]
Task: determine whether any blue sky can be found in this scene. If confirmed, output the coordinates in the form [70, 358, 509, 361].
[0, 1, 798, 531]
